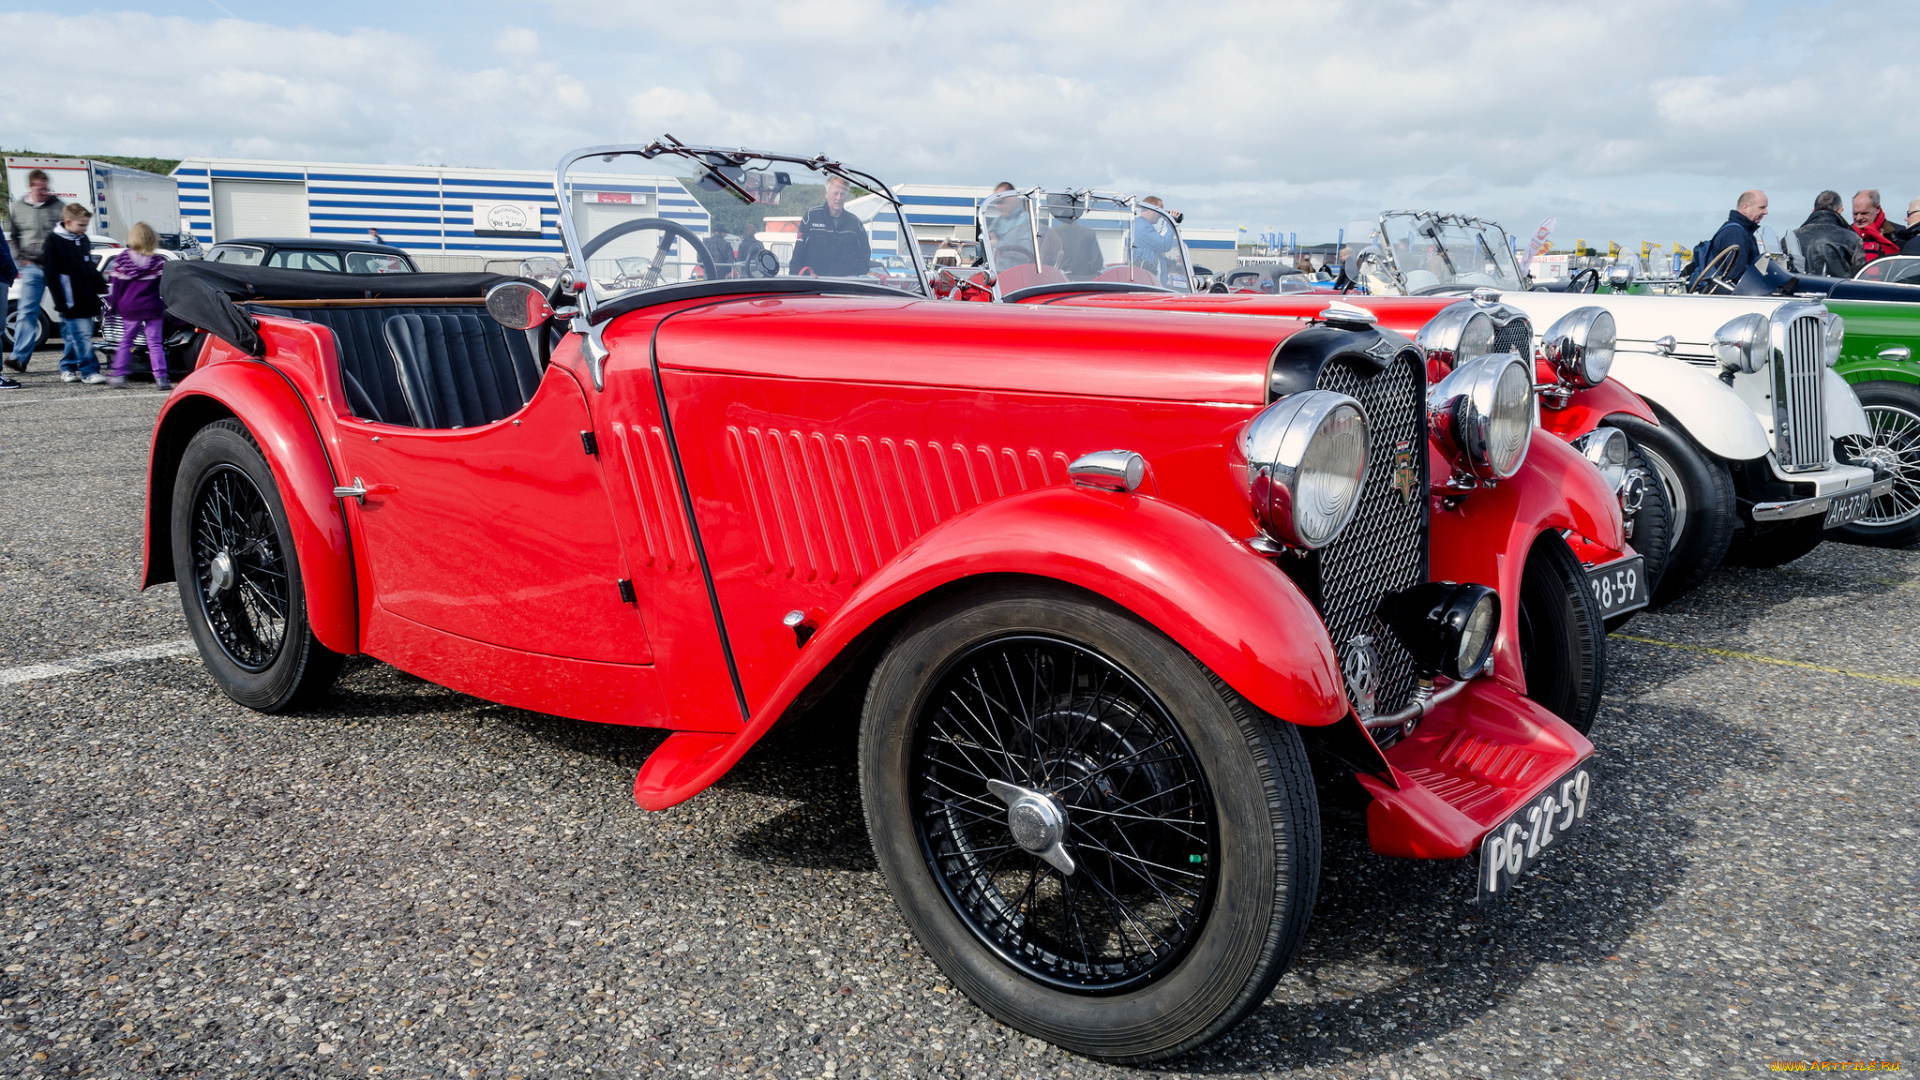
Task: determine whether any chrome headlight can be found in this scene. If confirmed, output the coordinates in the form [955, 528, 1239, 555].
[1823, 314, 1845, 367]
[1712, 312, 1769, 374]
[1414, 303, 1496, 368]
[1541, 307, 1616, 388]
[1427, 352, 1533, 482]
[1571, 425, 1629, 492]
[1236, 389, 1370, 550]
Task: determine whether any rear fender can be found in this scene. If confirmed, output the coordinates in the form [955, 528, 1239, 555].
[1607, 349, 1771, 460]
[635, 485, 1347, 810]
[1537, 376, 1656, 443]
[142, 360, 358, 656]
[1432, 434, 1623, 693]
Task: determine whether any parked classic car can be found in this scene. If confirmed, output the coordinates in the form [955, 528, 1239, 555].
[952, 189, 1667, 619]
[205, 237, 418, 274]
[1339, 211, 1886, 590]
[147, 143, 1613, 1062]
[1667, 251, 1920, 547]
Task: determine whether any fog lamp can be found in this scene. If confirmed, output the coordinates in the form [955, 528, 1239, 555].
[1380, 581, 1500, 681]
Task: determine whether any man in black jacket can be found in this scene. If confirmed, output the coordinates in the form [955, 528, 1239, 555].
[1793, 190, 1866, 277]
[789, 176, 870, 278]
[1697, 190, 1767, 290]
[1900, 199, 1920, 256]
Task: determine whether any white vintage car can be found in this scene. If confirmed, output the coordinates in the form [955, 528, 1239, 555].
[1347, 212, 1889, 590]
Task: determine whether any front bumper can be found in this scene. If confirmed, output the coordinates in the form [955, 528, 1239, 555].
[1750, 462, 1892, 523]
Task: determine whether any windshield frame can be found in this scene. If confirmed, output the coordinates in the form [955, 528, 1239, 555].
[975, 187, 1190, 300]
[553, 140, 930, 316]
[1376, 211, 1525, 294]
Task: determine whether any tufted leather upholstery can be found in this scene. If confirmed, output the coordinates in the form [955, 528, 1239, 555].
[248, 304, 539, 428]
[382, 313, 542, 429]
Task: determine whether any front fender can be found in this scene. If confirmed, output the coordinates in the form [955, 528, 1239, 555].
[635, 485, 1347, 810]
[1538, 376, 1657, 443]
[142, 360, 358, 656]
[1432, 435, 1623, 694]
[1824, 368, 1870, 438]
[1607, 348, 1771, 461]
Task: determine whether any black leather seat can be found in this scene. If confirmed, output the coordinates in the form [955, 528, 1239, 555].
[248, 304, 539, 428]
[383, 312, 542, 429]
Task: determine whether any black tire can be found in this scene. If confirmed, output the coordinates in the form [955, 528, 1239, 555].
[1517, 533, 1607, 735]
[1607, 412, 1735, 606]
[860, 584, 1318, 1063]
[1724, 516, 1825, 568]
[1834, 379, 1920, 549]
[4, 302, 52, 355]
[171, 419, 342, 711]
[1617, 443, 1673, 595]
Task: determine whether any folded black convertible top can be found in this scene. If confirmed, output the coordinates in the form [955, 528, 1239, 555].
[160, 260, 517, 355]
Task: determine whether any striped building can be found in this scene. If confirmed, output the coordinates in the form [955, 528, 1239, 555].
[170, 159, 709, 271]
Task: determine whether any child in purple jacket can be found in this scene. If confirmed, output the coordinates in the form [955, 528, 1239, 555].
[105, 222, 170, 390]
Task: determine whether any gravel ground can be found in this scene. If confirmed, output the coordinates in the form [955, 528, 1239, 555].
[2, 357, 1914, 1078]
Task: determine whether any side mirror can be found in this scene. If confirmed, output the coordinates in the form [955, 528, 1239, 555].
[485, 280, 555, 330]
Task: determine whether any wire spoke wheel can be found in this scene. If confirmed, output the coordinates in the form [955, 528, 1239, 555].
[189, 464, 290, 671]
[1840, 402, 1920, 527]
[912, 633, 1216, 993]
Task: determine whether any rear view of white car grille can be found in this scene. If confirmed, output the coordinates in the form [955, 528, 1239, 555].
[1773, 315, 1827, 472]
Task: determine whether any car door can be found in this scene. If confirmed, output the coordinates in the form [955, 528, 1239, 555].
[334, 363, 653, 665]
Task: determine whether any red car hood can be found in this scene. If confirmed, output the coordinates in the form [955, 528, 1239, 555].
[1033, 290, 1460, 341]
[651, 293, 1303, 406]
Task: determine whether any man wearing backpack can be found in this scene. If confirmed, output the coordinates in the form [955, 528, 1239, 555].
[1793, 190, 1866, 277]
[1690, 190, 1767, 291]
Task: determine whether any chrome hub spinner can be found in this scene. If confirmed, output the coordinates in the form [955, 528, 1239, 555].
[208, 551, 237, 595]
[986, 778, 1076, 876]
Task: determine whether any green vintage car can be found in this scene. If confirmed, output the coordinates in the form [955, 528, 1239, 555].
[1603, 258, 1920, 547]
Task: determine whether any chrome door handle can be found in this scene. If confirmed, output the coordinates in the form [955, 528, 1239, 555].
[333, 477, 368, 502]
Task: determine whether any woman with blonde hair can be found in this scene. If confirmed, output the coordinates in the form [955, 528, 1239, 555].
[104, 222, 170, 390]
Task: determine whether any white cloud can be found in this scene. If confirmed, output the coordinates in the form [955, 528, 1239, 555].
[4, 2, 1916, 242]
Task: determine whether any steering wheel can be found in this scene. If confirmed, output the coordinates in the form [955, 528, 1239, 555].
[1687, 246, 1740, 295]
[1568, 267, 1600, 293]
[580, 217, 718, 286]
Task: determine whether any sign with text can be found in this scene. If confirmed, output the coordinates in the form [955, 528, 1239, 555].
[472, 201, 543, 238]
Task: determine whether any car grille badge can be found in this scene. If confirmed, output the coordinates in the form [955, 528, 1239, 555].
[1364, 337, 1398, 365]
[1391, 439, 1418, 505]
[1342, 634, 1379, 720]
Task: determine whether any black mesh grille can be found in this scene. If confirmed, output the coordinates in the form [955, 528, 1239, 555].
[1492, 318, 1531, 361]
[1286, 349, 1431, 717]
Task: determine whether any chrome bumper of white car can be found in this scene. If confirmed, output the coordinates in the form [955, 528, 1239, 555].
[1751, 464, 1892, 523]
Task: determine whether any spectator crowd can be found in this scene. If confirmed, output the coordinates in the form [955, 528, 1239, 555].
[1696, 187, 1920, 286]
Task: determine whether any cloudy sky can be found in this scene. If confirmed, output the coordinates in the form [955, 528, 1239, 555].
[3, 0, 1916, 247]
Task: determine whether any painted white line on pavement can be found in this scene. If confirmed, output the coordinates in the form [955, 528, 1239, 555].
[0, 640, 199, 686]
[0, 392, 170, 406]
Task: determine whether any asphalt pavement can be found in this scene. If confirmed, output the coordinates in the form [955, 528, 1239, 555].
[2, 352, 1914, 1079]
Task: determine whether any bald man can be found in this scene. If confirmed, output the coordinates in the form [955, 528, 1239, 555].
[1697, 189, 1767, 290]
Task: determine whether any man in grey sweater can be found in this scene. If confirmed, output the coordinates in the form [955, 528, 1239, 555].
[6, 169, 66, 373]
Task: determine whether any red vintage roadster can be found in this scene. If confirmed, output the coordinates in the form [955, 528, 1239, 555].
[148, 143, 1610, 1062]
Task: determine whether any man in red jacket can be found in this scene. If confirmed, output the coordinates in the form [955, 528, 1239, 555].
[1853, 190, 1901, 262]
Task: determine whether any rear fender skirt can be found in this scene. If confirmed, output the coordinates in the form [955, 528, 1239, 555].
[141, 363, 358, 656]
[1537, 377, 1656, 442]
[635, 484, 1347, 810]
[1431, 435, 1623, 694]
[1607, 349, 1771, 461]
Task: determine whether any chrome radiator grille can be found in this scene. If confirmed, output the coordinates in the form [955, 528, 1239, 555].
[1773, 315, 1828, 472]
[1492, 318, 1532, 361]
[1285, 350, 1430, 719]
